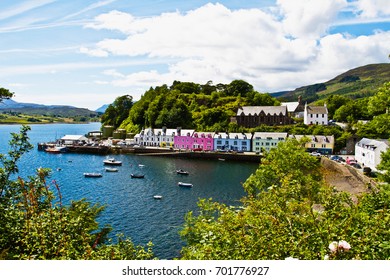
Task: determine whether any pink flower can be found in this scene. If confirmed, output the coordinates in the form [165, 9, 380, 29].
[338, 240, 351, 251]
[328, 241, 338, 253]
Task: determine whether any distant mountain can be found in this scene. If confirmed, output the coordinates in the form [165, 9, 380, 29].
[0, 99, 100, 117]
[95, 104, 109, 113]
[271, 63, 390, 103]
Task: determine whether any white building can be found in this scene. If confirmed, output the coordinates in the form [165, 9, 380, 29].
[134, 127, 179, 147]
[60, 135, 88, 145]
[304, 103, 328, 125]
[355, 138, 389, 171]
[134, 127, 196, 147]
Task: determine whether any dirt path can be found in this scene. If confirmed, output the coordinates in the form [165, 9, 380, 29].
[320, 158, 374, 199]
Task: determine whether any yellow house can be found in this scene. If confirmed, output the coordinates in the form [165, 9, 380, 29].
[290, 135, 335, 155]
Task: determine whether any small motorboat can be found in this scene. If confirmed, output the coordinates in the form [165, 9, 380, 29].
[105, 167, 118, 172]
[103, 158, 122, 166]
[84, 173, 102, 178]
[153, 195, 163, 199]
[131, 173, 145, 179]
[176, 169, 189, 175]
[45, 146, 67, 154]
[178, 182, 193, 188]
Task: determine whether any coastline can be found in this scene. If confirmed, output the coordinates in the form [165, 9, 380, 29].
[37, 143, 262, 162]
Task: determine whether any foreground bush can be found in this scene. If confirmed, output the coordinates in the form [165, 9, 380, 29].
[0, 126, 154, 260]
[180, 139, 390, 260]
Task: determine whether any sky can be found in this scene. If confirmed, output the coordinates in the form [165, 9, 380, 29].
[0, 0, 389, 110]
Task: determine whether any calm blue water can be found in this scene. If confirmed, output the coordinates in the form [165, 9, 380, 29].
[0, 123, 258, 259]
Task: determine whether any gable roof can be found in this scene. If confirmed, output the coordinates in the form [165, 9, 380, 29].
[61, 135, 88, 141]
[281, 102, 300, 112]
[357, 138, 389, 150]
[237, 106, 288, 116]
[253, 132, 288, 139]
[305, 105, 328, 114]
[291, 135, 335, 144]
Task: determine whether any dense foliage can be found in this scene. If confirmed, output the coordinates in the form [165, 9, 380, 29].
[116, 80, 280, 133]
[179, 139, 390, 260]
[0, 126, 154, 260]
[101, 95, 133, 128]
[0, 87, 14, 101]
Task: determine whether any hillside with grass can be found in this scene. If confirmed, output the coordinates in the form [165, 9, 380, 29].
[0, 99, 101, 123]
[275, 63, 390, 103]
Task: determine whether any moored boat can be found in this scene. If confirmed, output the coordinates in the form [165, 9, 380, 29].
[153, 195, 163, 199]
[176, 169, 189, 175]
[103, 158, 122, 166]
[131, 173, 145, 179]
[178, 182, 193, 187]
[84, 172, 102, 178]
[105, 167, 118, 172]
[45, 146, 67, 154]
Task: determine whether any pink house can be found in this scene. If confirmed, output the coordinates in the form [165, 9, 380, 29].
[192, 132, 214, 151]
[174, 129, 195, 150]
[174, 130, 214, 151]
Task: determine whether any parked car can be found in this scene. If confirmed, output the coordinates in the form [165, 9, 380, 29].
[363, 167, 372, 175]
[346, 157, 357, 165]
[310, 152, 322, 157]
[330, 155, 343, 161]
[351, 163, 362, 169]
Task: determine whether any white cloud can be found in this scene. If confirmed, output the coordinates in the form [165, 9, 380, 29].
[79, 46, 109, 57]
[81, 2, 390, 94]
[85, 10, 136, 34]
[276, 0, 348, 39]
[354, 0, 390, 18]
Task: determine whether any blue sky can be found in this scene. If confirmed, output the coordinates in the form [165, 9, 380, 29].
[0, 0, 389, 110]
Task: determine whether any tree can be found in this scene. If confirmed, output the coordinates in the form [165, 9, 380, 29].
[0, 126, 154, 260]
[101, 95, 133, 129]
[325, 95, 351, 119]
[225, 80, 253, 97]
[180, 138, 390, 260]
[368, 82, 390, 116]
[377, 145, 390, 184]
[0, 87, 14, 102]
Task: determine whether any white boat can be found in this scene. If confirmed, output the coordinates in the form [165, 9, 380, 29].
[105, 167, 118, 172]
[103, 158, 122, 166]
[153, 195, 163, 199]
[176, 169, 189, 175]
[84, 172, 102, 178]
[178, 182, 193, 188]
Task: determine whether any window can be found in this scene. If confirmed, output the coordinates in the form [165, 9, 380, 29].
[234, 141, 238, 145]
[311, 144, 316, 148]
[322, 144, 326, 148]
[242, 142, 247, 146]
[217, 140, 222, 144]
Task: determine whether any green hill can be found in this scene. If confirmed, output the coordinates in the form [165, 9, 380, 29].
[274, 63, 390, 103]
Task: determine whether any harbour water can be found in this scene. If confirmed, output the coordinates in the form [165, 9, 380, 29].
[0, 123, 259, 259]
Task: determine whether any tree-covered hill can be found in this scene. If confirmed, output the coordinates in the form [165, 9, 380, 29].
[104, 80, 280, 133]
[274, 63, 390, 103]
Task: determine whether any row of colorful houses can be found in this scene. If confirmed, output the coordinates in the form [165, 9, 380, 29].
[134, 127, 335, 154]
